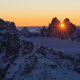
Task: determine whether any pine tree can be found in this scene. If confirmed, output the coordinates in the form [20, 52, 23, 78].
[40, 26, 47, 37]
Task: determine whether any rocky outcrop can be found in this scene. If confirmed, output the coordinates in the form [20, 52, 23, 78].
[0, 18, 16, 31]
[0, 19, 20, 79]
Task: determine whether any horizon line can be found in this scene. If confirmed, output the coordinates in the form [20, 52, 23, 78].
[17, 25, 80, 27]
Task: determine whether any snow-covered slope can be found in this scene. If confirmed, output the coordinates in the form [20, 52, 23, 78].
[0, 20, 80, 80]
[24, 37, 80, 53]
[0, 33, 80, 80]
[3, 45, 80, 80]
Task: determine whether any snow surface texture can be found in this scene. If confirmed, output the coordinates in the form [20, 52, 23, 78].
[0, 26, 80, 80]
[1, 36, 80, 80]
[1, 43, 80, 80]
[22, 37, 80, 53]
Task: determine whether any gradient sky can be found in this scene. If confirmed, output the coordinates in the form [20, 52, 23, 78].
[0, 0, 80, 26]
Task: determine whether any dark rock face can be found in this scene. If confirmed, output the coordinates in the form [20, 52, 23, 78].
[0, 19, 21, 80]
[0, 19, 20, 56]
[5, 35, 20, 57]
[0, 31, 20, 58]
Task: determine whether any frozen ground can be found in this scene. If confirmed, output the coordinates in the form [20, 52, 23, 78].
[21, 37, 80, 54]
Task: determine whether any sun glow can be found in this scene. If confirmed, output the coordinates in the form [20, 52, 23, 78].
[61, 23, 64, 28]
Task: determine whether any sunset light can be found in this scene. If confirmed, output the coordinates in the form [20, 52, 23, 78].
[0, 0, 80, 26]
[61, 23, 64, 28]
[0, 0, 80, 80]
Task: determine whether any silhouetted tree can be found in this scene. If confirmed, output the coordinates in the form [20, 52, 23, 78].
[20, 27, 31, 37]
[47, 17, 61, 37]
[40, 26, 47, 37]
[47, 17, 76, 39]
[76, 29, 80, 41]
[63, 18, 76, 38]
[0, 18, 17, 31]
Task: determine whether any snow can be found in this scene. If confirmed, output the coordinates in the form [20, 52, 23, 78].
[1, 26, 80, 80]
[26, 37, 80, 53]
[1, 36, 80, 80]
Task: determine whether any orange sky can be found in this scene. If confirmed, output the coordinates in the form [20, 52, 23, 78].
[0, 0, 80, 26]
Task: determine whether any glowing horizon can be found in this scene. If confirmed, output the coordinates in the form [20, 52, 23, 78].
[0, 0, 80, 26]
